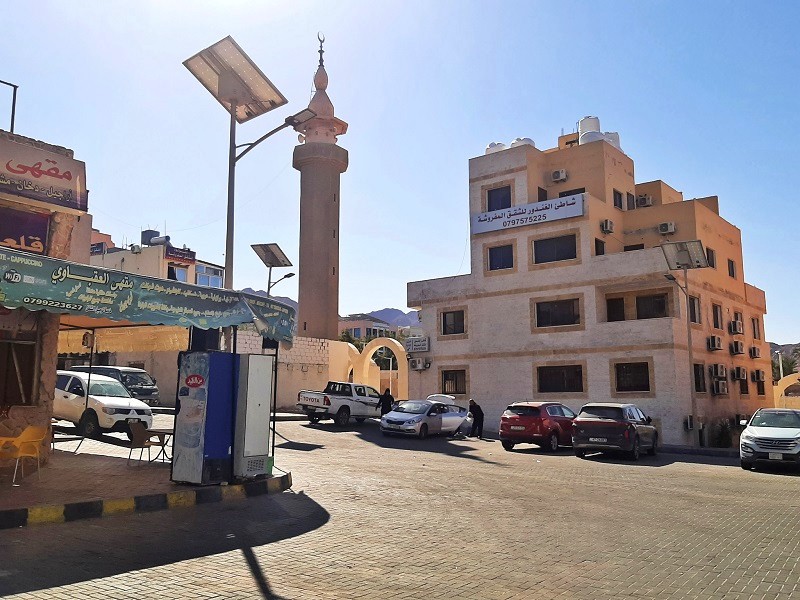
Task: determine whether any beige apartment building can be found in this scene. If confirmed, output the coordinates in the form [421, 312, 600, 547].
[407, 118, 771, 447]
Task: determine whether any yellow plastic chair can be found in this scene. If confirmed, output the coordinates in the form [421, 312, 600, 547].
[0, 425, 48, 485]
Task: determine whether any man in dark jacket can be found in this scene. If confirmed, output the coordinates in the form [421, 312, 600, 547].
[378, 388, 395, 416]
[469, 399, 484, 439]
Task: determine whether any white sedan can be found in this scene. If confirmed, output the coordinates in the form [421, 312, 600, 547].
[380, 396, 470, 439]
[55, 370, 153, 437]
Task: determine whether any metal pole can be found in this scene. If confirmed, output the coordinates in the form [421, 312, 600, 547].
[223, 103, 237, 352]
[10, 85, 17, 133]
[684, 266, 698, 447]
[267, 266, 273, 297]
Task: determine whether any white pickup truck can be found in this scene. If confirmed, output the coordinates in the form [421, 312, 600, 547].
[297, 381, 383, 426]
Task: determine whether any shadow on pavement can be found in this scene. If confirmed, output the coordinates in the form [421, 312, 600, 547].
[0, 490, 329, 597]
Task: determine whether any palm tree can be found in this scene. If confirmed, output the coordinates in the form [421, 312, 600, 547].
[772, 354, 797, 381]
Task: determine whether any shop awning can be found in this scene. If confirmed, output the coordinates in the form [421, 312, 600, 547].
[0, 246, 295, 342]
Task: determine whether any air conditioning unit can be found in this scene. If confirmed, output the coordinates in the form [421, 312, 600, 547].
[684, 415, 694, 431]
[730, 341, 745, 355]
[600, 219, 614, 234]
[658, 222, 676, 235]
[710, 363, 727, 379]
[751, 369, 766, 382]
[409, 358, 427, 371]
[551, 169, 568, 182]
[749, 346, 761, 359]
[729, 320, 744, 335]
[707, 335, 723, 351]
[712, 380, 729, 396]
[731, 366, 747, 381]
[130, 244, 142, 254]
[636, 194, 653, 207]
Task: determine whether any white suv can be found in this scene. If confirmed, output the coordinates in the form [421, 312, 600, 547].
[55, 370, 153, 438]
[739, 408, 800, 471]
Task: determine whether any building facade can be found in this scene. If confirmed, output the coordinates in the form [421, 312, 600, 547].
[407, 118, 771, 446]
[339, 314, 396, 341]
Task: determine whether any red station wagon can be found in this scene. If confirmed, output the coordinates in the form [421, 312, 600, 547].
[499, 402, 576, 452]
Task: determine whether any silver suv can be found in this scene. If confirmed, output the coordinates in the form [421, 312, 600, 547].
[740, 408, 800, 471]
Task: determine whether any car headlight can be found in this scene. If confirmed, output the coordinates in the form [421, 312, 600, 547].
[101, 407, 122, 415]
[405, 417, 423, 425]
[741, 432, 756, 442]
[144, 410, 152, 416]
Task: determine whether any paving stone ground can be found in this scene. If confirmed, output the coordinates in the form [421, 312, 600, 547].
[2, 419, 800, 599]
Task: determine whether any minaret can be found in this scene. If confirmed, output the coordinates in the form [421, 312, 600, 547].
[293, 35, 348, 340]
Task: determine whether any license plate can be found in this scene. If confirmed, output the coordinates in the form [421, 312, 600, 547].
[510, 425, 525, 431]
[127, 418, 139, 423]
[589, 437, 607, 443]
[769, 452, 783, 460]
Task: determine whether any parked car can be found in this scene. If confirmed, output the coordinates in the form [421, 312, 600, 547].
[739, 408, 800, 471]
[55, 370, 153, 437]
[499, 402, 576, 451]
[572, 403, 658, 460]
[68, 365, 160, 406]
[297, 381, 382, 425]
[380, 396, 469, 439]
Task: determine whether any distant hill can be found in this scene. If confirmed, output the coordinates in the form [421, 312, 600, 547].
[241, 288, 297, 311]
[770, 342, 799, 357]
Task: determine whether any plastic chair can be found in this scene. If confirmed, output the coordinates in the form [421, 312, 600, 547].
[0, 425, 48, 485]
[127, 422, 167, 465]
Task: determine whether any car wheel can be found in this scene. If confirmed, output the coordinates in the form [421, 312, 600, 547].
[418, 424, 429, 439]
[648, 434, 658, 456]
[740, 459, 753, 471]
[574, 449, 586, 458]
[501, 440, 515, 451]
[79, 410, 101, 438]
[355, 417, 366, 423]
[334, 406, 350, 427]
[628, 436, 641, 461]
[546, 432, 559, 452]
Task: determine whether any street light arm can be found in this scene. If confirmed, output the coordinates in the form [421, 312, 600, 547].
[235, 121, 292, 163]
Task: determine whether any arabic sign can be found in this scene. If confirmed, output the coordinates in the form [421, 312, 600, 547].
[0, 208, 49, 255]
[165, 246, 196, 264]
[90, 242, 106, 256]
[0, 138, 88, 212]
[470, 193, 584, 235]
[404, 336, 429, 353]
[0, 246, 295, 342]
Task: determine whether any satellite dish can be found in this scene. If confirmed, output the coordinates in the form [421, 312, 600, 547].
[297, 133, 306, 143]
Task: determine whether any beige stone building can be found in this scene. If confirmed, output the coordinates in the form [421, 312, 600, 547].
[407, 118, 771, 447]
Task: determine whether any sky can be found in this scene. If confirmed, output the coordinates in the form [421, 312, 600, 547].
[1, 1, 799, 342]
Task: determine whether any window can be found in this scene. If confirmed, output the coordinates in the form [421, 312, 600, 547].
[706, 247, 716, 268]
[536, 299, 580, 327]
[324, 382, 352, 395]
[606, 297, 625, 322]
[734, 311, 743, 324]
[624, 244, 645, 252]
[442, 370, 466, 395]
[615, 362, 650, 392]
[538, 187, 548, 202]
[353, 327, 362, 338]
[693, 364, 706, 393]
[559, 188, 585, 198]
[167, 265, 188, 282]
[0, 334, 38, 408]
[533, 234, 577, 264]
[739, 378, 749, 395]
[488, 245, 514, 271]
[636, 294, 668, 319]
[441, 310, 465, 335]
[546, 405, 565, 417]
[752, 317, 761, 340]
[728, 259, 736, 279]
[487, 186, 511, 212]
[196, 264, 223, 288]
[627, 192, 636, 211]
[537, 365, 583, 393]
[689, 296, 701, 324]
[613, 189, 623, 209]
[712, 304, 723, 329]
[756, 380, 766, 395]
[595, 238, 605, 256]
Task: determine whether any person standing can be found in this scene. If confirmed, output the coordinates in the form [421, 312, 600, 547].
[469, 399, 484, 439]
[378, 388, 395, 416]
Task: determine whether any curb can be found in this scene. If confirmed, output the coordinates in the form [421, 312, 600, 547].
[0, 472, 292, 530]
[660, 445, 739, 458]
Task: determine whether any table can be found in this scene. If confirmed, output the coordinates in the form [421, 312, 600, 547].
[148, 428, 173, 462]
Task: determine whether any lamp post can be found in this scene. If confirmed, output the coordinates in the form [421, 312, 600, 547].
[184, 36, 315, 351]
[268, 272, 295, 297]
[775, 351, 785, 408]
[661, 240, 709, 447]
[0, 79, 18, 132]
[252, 243, 294, 298]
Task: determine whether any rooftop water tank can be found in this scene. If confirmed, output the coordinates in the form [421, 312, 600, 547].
[510, 137, 535, 148]
[604, 132, 621, 150]
[485, 142, 507, 154]
[578, 116, 601, 137]
[579, 131, 606, 145]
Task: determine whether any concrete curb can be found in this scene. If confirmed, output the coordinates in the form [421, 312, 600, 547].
[0, 472, 292, 530]
[660, 445, 739, 458]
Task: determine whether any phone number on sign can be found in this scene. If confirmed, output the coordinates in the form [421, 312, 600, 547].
[502, 214, 548, 228]
[24, 297, 84, 311]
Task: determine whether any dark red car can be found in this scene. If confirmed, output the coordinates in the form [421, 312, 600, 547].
[499, 402, 577, 451]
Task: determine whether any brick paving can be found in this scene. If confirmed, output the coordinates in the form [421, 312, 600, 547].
[2, 419, 800, 599]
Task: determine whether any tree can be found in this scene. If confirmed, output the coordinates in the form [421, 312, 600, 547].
[339, 330, 365, 351]
[772, 354, 797, 381]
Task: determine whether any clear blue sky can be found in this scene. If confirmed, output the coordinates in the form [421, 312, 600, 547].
[2, 1, 798, 342]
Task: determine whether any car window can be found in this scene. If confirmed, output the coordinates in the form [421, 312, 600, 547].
[122, 372, 155, 386]
[366, 387, 381, 398]
[354, 385, 366, 397]
[448, 406, 463, 413]
[323, 382, 352, 395]
[395, 401, 429, 414]
[579, 406, 623, 420]
[89, 381, 131, 398]
[56, 374, 71, 391]
[67, 378, 85, 396]
[546, 405, 564, 417]
[561, 406, 576, 418]
[751, 410, 800, 428]
[626, 407, 639, 421]
[636, 408, 647, 422]
[505, 405, 540, 417]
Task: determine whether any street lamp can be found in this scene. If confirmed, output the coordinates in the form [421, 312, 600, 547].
[251, 243, 294, 297]
[268, 272, 295, 296]
[661, 240, 709, 447]
[184, 36, 314, 350]
[0, 79, 18, 132]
